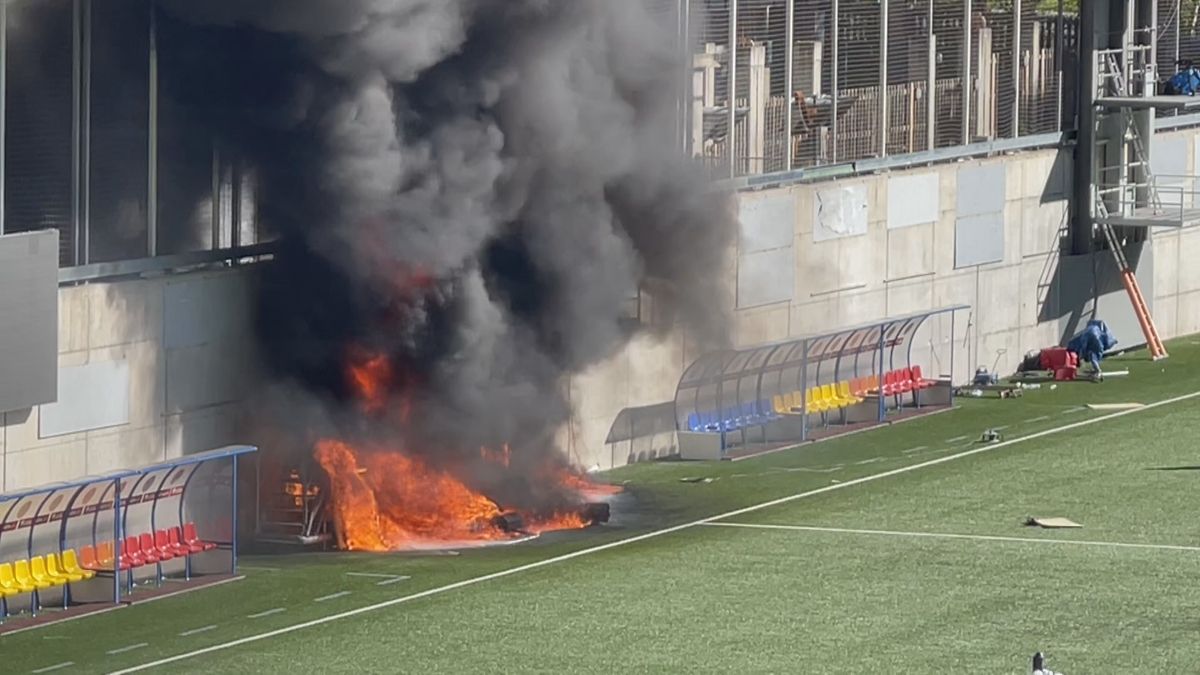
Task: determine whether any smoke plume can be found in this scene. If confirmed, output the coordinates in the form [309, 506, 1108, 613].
[159, 0, 733, 506]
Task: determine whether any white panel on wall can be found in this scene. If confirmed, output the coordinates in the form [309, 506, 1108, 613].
[737, 248, 795, 309]
[957, 164, 1006, 217]
[739, 194, 794, 253]
[0, 231, 59, 413]
[164, 275, 251, 350]
[40, 360, 131, 438]
[813, 184, 868, 242]
[955, 213, 1005, 268]
[887, 172, 939, 229]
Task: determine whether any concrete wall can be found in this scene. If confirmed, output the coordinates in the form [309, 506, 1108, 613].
[570, 126, 1200, 471]
[0, 268, 259, 491]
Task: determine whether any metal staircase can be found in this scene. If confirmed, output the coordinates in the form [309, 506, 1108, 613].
[1092, 44, 1169, 360]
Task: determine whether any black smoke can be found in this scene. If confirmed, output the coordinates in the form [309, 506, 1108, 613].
[158, 0, 734, 507]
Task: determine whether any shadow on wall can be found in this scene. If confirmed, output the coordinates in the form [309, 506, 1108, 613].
[1037, 240, 1147, 347]
[605, 401, 678, 466]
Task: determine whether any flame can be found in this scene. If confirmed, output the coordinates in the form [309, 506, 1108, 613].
[347, 349, 392, 413]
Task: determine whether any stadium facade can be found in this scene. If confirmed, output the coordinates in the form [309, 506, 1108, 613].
[2, 0, 1200, 487]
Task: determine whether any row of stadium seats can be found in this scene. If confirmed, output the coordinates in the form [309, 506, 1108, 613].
[80, 523, 216, 572]
[684, 368, 941, 434]
[0, 551, 95, 598]
[685, 400, 780, 432]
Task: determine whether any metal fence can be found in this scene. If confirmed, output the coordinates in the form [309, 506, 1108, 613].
[686, 0, 1079, 179]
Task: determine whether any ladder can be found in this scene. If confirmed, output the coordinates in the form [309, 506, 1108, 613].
[1096, 217, 1168, 360]
[1093, 49, 1168, 360]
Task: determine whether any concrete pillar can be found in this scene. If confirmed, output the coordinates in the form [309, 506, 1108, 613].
[746, 43, 767, 175]
[729, 0, 738, 178]
[962, 0, 972, 146]
[0, 0, 6, 236]
[148, 1, 158, 258]
[784, 0, 794, 170]
[1072, 0, 1098, 255]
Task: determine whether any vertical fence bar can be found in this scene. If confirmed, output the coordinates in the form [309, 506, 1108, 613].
[80, 0, 91, 265]
[0, 0, 5, 237]
[211, 144, 221, 249]
[962, 0, 972, 146]
[784, 0, 794, 171]
[831, 0, 839, 164]
[1055, 0, 1064, 132]
[877, 325, 886, 422]
[1012, 0, 1021, 137]
[71, 0, 82, 265]
[927, 0, 936, 151]
[148, 1, 158, 257]
[1174, 0, 1181, 66]
[879, 0, 889, 158]
[728, 0, 738, 178]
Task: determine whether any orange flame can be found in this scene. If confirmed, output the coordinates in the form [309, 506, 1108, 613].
[347, 350, 392, 413]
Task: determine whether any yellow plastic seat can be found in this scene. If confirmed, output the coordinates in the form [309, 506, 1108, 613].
[62, 550, 96, 581]
[0, 563, 21, 597]
[47, 552, 85, 583]
[804, 388, 824, 414]
[772, 394, 787, 415]
[838, 381, 863, 406]
[13, 560, 47, 591]
[30, 556, 64, 588]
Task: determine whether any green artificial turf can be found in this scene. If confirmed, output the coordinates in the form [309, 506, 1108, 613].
[4, 339, 1200, 673]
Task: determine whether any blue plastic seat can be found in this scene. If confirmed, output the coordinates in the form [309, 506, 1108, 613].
[687, 413, 701, 431]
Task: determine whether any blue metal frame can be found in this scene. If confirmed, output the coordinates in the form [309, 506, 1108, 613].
[674, 306, 969, 451]
[0, 446, 255, 619]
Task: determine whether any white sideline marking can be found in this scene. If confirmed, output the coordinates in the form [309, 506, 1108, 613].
[31, 662, 74, 673]
[1061, 407, 1086, 415]
[178, 625, 216, 637]
[944, 435, 969, 443]
[345, 572, 411, 586]
[107, 643, 148, 655]
[853, 457, 883, 465]
[702, 522, 1200, 553]
[900, 446, 927, 455]
[247, 608, 285, 619]
[109, 388, 1200, 674]
[1026, 415, 1051, 423]
[314, 591, 351, 603]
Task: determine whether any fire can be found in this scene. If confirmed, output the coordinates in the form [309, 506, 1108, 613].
[315, 352, 620, 552]
[347, 349, 392, 413]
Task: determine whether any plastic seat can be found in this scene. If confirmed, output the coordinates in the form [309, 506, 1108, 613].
[167, 527, 192, 556]
[15, 559, 51, 591]
[122, 537, 147, 567]
[820, 384, 841, 410]
[96, 540, 130, 571]
[911, 365, 936, 390]
[183, 523, 218, 552]
[62, 550, 96, 580]
[839, 381, 864, 405]
[79, 545, 99, 571]
[0, 562, 26, 596]
[134, 534, 161, 564]
[31, 556, 65, 588]
[45, 553, 83, 583]
[154, 530, 178, 560]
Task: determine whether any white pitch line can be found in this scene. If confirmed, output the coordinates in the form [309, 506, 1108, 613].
[108, 387, 1200, 674]
[900, 446, 928, 455]
[107, 643, 149, 655]
[944, 435, 969, 443]
[345, 573, 411, 586]
[178, 625, 217, 637]
[375, 576, 412, 586]
[247, 608, 286, 619]
[1061, 407, 1085, 415]
[314, 591, 352, 603]
[1026, 415, 1051, 423]
[31, 663, 74, 674]
[853, 457, 883, 465]
[702, 521, 1200, 553]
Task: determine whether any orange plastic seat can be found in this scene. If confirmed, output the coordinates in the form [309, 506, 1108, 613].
[79, 545, 99, 571]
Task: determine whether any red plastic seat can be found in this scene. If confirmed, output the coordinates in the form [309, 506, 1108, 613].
[183, 523, 217, 552]
[896, 368, 914, 393]
[139, 533, 163, 564]
[911, 365, 936, 390]
[153, 530, 177, 560]
[165, 528, 191, 556]
[122, 536, 149, 567]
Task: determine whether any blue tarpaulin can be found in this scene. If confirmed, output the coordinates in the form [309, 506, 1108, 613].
[1067, 320, 1118, 371]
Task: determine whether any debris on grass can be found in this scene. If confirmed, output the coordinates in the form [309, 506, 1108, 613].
[1086, 402, 1144, 411]
[979, 429, 1003, 443]
[1025, 516, 1082, 529]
